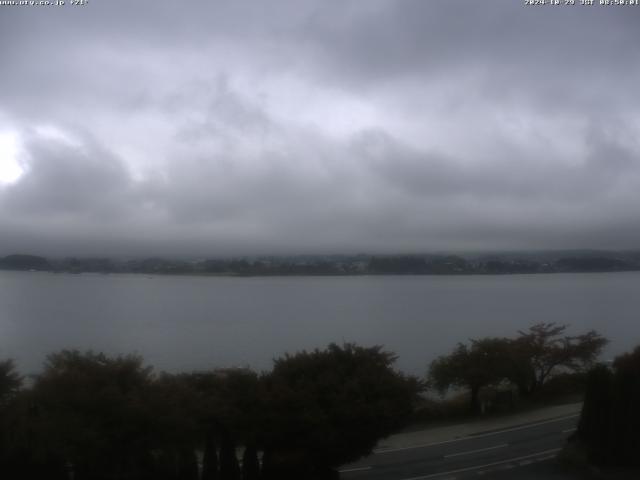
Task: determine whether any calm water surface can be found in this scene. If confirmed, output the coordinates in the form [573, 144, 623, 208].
[1, 271, 639, 376]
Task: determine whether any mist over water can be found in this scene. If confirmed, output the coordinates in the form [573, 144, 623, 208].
[1, 270, 639, 376]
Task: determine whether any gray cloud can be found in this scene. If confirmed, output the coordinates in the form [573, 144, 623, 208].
[1, 0, 640, 256]
[2, 133, 132, 219]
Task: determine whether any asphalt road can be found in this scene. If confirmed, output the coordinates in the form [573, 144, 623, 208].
[339, 414, 581, 480]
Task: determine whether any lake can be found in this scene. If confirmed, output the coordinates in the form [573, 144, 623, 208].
[1, 270, 639, 376]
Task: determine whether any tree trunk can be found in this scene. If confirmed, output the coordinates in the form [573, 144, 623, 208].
[241, 444, 261, 480]
[518, 385, 528, 398]
[528, 378, 539, 396]
[202, 434, 219, 480]
[470, 385, 481, 415]
[219, 436, 240, 480]
[260, 449, 274, 480]
[178, 448, 199, 480]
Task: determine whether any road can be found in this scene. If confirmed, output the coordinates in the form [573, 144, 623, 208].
[339, 414, 581, 480]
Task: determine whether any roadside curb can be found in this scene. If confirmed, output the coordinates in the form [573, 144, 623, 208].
[375, 402, 582, 453]
[466, 411, 581, 438]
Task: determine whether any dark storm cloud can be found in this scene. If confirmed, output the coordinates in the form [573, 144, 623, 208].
[1, 0, 640, 255]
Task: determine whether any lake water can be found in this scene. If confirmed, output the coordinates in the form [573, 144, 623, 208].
[1, 270, 639, 377]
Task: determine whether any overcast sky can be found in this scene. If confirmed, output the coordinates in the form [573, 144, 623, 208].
[1, 0, 639, 257]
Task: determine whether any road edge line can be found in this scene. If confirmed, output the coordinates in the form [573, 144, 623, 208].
[399, 447, 562, 480]
[375, 413, 579, 454]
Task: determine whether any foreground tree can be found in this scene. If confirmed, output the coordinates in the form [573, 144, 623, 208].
[510, 323, 608, 396]
[148, 372, 204, 480]
[2, 344, 424, 479]
[576, 364, 614, 464]
[260, 343, 422, 479]
[0, 359, 22, 406]
[0, 359, 24, 475]
[428, 338, 512, 414]
[576, 346, 640, 467]
[429, 324, 608, 413]
[176, 367, 263, 479]
[30, 350, 157, 480]
[608, 346, 640, 465]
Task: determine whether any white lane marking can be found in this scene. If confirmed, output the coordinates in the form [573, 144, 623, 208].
[536, 455, 557, 462]
[397, 447, 562, 480]
[562, 427, 577, 433]
[338, 466, 372, 473]
[444, 443, 508, 459]
[376, 414, 579, 454]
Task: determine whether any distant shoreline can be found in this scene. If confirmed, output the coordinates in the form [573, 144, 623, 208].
[2, 252, 640, 277]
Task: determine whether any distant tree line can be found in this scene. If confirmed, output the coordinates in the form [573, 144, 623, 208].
[1, 252, 640, 276]
[0, 344, 421, 480]
[428, 323, 608, 414]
